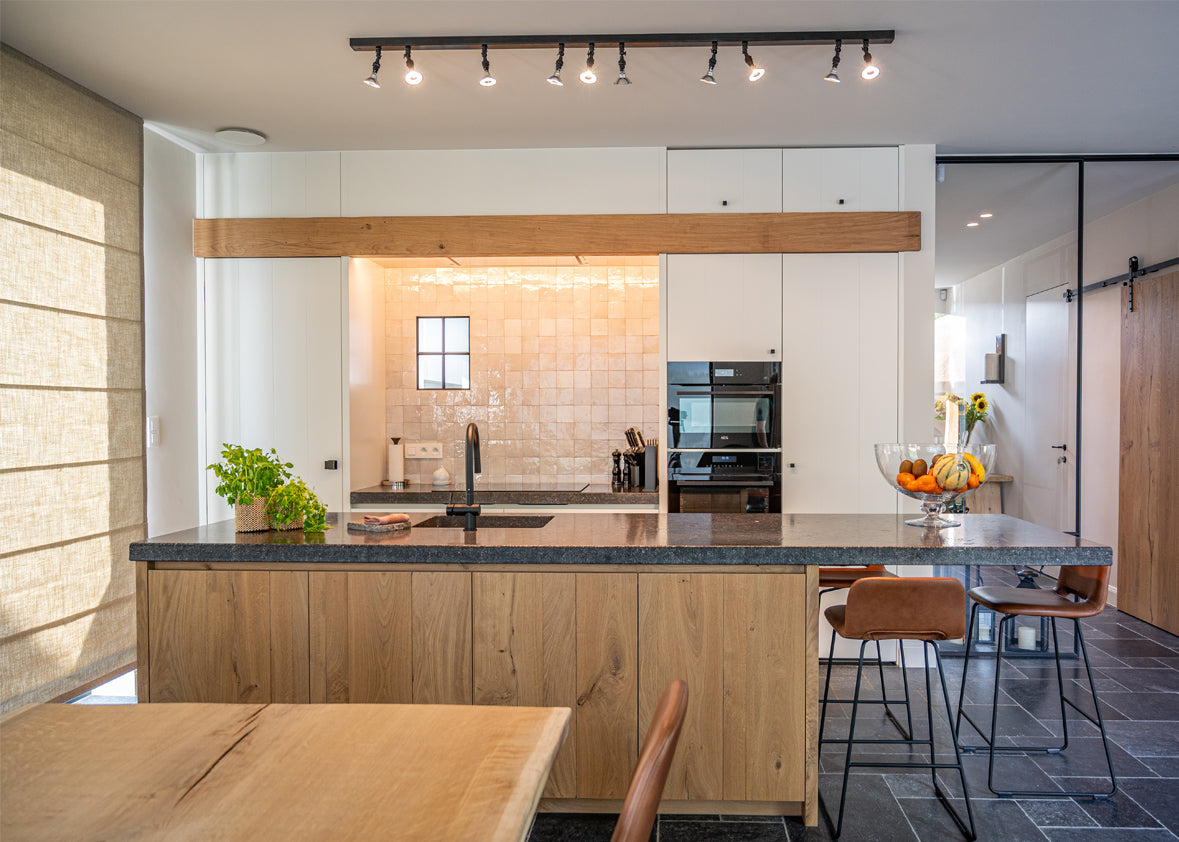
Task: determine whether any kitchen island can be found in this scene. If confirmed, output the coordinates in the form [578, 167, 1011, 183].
[131, 512, 1109, 824]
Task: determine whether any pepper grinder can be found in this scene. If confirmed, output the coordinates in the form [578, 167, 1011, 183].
[611, 450, 622, 489]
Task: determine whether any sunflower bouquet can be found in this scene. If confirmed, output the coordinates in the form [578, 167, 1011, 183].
[935, 391, 991, 444]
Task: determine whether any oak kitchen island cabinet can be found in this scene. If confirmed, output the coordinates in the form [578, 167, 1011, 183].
[131, 512, 1109, 824]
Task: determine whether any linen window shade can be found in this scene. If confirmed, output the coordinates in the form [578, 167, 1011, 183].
[0, 45, 145, 713]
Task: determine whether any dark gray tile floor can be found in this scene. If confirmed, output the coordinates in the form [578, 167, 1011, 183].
[527, 566, 1179, 842]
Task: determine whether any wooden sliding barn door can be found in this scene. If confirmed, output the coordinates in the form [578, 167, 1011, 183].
[1118, 269, 1179, 634]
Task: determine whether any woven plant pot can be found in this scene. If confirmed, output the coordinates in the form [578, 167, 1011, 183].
[275, 516, 305, 532]
[234, 498, 270, 532]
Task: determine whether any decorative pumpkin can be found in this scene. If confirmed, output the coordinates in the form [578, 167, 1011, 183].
[932, 454, 971, 491]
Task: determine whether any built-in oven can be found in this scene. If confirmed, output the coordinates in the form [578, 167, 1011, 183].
[666, 361, 780, 450]
[666, 451, 781, 514]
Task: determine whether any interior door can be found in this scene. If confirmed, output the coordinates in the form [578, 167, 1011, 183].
[1023, 284, 1076, 533]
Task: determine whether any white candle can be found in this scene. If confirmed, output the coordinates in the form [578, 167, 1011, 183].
[945, 400, 959, 451]
[1017, 626, 1036, 650]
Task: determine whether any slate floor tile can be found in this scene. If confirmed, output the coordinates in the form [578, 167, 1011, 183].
[906, 796, 1049, 842]
[1119, 778, 1179, 835]
[527, 812, 626, 842]
[659, 819, 791, 841]
[815, 773, 918, 841]
[1099, 668, 1179, 694]
[1041, 830, 1177, 841]
[1106, 721, 1179, 758]
[1088, 635, 1175, 658]
[1017, 798, 1098, 829]
[1139, 756, 1179, 777]
[1067, 781, 1162, 829]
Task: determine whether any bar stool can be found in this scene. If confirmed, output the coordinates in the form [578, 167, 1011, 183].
[819, 565, 912, 741]
[819, 577, 976, 840]
[954, 565, 1117, 799]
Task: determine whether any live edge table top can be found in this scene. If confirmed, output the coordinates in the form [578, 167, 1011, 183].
[130, 512, 1110, 568]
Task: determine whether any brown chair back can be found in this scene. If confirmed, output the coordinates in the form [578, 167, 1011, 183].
[610, 680, 689, 842]
[842, 577, 967, 641]
[1055, 565, 1111, 611]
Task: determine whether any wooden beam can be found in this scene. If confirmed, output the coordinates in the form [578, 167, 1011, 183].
[193, 212, 921, 258]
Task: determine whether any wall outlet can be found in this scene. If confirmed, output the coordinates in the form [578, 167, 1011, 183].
[405, 441, 444, 459]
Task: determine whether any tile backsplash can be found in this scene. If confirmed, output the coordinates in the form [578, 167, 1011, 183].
[385, 258, 660, 486]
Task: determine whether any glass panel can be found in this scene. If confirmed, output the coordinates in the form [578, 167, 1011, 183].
[444, 317, 470, 352]
[712, 396, 768, 433]
[444, 354, 470, 390]
[417, 317, 443, 352]
[679, 397, 712, 434]
[418, 354, 443, 389]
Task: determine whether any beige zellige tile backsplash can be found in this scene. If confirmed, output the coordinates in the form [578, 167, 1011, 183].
[385, 258, 660, 486]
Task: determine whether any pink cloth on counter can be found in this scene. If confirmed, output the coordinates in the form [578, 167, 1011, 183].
[363, 513, 411, 525]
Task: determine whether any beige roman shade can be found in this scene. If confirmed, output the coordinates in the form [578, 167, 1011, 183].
[0, 45, 145, 712]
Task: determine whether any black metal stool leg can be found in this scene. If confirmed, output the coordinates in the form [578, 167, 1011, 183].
[931, 642, 978, 840]
[877, 639, 913, 741]
[954, 603, 979, 746]
[819, 640, 869, 839]
[819, 627, 838, 748]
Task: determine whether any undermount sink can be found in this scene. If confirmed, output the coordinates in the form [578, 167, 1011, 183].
[415, 515, 554, 529]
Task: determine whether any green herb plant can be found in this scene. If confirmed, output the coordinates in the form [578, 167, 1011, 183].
[207, 444, 293, 505]
[267, 476, 329, 533]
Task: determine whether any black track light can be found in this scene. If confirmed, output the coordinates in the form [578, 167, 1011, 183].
[547, 43, 565, 85]
[580, 43, 597, 84]
[742, 41, 765, 81]
[861, 39, 879, 80]
[615, 42, 631, 85]
[479, 44, 496, 86]
[824, 39, 841, 82]
[363, 45, 382, 88]
[700, 41, 718, 84]
[403, 46, 422, 85]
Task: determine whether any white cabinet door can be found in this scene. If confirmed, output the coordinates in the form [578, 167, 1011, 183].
[779, 253, 899, 513]
[666, 254, 782, 361]
[204, 257, 346, 523]
[781, 147, 899, 212]
[667, 149, 782, 213]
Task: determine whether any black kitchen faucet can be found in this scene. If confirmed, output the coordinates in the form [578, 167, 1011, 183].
[445, 422, 481, 531]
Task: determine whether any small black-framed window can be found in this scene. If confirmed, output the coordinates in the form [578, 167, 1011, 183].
[417, 316, 470, 390]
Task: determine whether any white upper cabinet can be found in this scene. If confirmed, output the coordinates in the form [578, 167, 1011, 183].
[667, 149, 783, 213]
[781, 147, 899, 212]
[666, 254, 782, 361]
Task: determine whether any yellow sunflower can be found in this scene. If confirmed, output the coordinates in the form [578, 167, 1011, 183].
[971, 392, 985, 403]
[973, 396, 989, 413]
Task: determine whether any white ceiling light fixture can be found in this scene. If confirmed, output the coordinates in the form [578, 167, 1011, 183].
[700, 41, 719, 84]
[966, 221, 980, 227]
[479, 44, 496, 86]
[979, 212, 993, 218]
[742, 41, 765, 81]
[860, 39, 880, 80]
[213, 127, 267, 146]
[615, 42, 631, 85]
[547, 43, 565, 86]
[824, 39, 841, 82]
[580, 43, 597, 84]
[363, 45, 382, 88]
[403, 46, 423, 85]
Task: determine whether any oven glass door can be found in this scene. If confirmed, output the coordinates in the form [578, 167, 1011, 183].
[669, 387, 777, 449]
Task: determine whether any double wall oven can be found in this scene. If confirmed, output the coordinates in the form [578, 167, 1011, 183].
[666, 362, 781, 514]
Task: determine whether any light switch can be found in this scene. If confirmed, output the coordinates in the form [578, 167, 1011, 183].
[147, 415, 160, 447]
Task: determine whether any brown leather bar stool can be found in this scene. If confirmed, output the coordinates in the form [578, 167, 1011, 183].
[819, 577, 976, 840]
[954, 565, 1117, 799]
[819, 566, 913, 741]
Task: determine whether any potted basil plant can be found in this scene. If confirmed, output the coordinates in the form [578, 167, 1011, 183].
[207, 444, 293, 532]
[266, 477, 329, 533]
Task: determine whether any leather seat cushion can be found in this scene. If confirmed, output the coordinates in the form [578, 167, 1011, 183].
[819, 567, 897, 588]
[969, 585, 1103, 619]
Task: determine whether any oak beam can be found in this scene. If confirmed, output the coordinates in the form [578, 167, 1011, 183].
[193, 212, 921, 258]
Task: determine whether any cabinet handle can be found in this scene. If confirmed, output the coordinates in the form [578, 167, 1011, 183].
[768, 348, 776, 355]
[837, 198, 845, 205]
[721, 200, 729, 206]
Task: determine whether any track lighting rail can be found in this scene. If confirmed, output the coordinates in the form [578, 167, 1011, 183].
[349, 30, 895, 52]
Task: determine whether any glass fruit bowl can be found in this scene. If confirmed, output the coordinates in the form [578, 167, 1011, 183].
[874, 443, 996, 528]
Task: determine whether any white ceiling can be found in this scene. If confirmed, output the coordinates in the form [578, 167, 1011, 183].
[3, 1, 1179, 155]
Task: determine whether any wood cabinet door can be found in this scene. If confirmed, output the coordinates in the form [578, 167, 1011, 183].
[411, 572, 473, 704]
[147, 569, 308, 703]
[575, 573, 639, 799]
[638, 573, 725, 800]
[722, 573, 807, 801]
[472, 572, 577, 797]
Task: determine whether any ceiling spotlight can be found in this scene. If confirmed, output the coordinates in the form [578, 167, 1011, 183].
[615, 42, 631, 85]
[979, 212, 993, 219]
[824, 39, 841, 82]
[967, 222, 980, 228]
[742, 41, 765, 82]
[403, 46, 423, 85]
[479, 44, 496, 86]
[363, 45, 382, 88]
[580, 43, 597, 84]
[860, 39, 879, 80]
[700, 41, 718, 84]
[547, 43, 565, 86]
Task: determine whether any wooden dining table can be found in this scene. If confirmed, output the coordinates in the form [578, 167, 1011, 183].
[1, 702, 570, 841]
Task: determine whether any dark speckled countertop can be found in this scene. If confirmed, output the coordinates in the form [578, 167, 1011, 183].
[131, 512, 1110, 567]
[350, 483, 657, 506]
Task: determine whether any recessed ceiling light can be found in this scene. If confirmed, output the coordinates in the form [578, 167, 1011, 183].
[979, 212, 993, 218]
[214, 128, 267, 146]
[966, 221, 980, 228]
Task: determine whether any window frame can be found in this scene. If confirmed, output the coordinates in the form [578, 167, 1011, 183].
[416, 316, 471, 390]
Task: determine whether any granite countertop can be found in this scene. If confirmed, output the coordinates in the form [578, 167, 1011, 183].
[131, 512, 1111, 568]
[350, 483, 658, 506]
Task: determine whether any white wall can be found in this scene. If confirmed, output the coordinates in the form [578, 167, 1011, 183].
[348, 258, 386, 491]
[954, 179, 1179, 598]
[143, 128, 199, 535]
